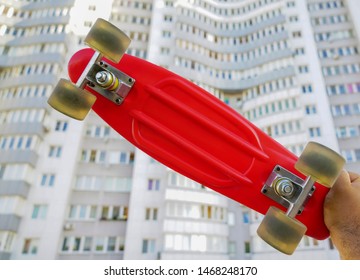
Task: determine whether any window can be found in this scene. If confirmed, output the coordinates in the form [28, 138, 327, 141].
[84, 237, 92, 252]
[145, 208, 158, 221]
[228, 241, 236, 256]
[294, 48, 305, 56]
[48, 146, 62, 158]
[164, 15, 173, 22]
[119, 152, 127, 163]
[303, 236, 319, 247]
[86, 125, 112, 138]
[0, 164, 29, 181]
[40, 174, 56, 187]
[309, 127, 321, 138]
[305, 105, 317, 115]
[244, 241, 251, 253]
[327, 83, 360, 95]
[191, 235, 206, 252]
[142, 239, 155, 253]
[129, 152, 135, 163]
[289, 15, 298, 22]
[332, 104, 360, 116]
[75, 176, 132, 192]
[228, 212, 235, 226]
[62, 235, 70, 251]
[95, 237, 105, 252]
[90, 206, 97, 219]
[73, 237, 81, 251]
[148, 179, 160, 191]
[353, 104, 360, 115]
[164, 234, 226, 253]
[101, 207, 109, 220]
[242, 212, 250, 223]
[99, 205, 128, 220]
[68, 206, 76, 219]
[81, 149, 107, 163]
[22, 238, 38, 255]
[287, 1, 295, 7]
[168, 172, 203, 189]
[79, 205, 87, 219]
[301, 84, 313, 94]
[0, 165, 5, 179]
[342, 150, 355, 162]
[292, 31, 302, 38]
[355, 149, 360, 161]
[55, 121, 68, 131]
[31, 205, 48, 219]
[162, 30, 171, 38]
[0, 135, 36, 151]
[200, 205, 226, 221]
[298, 65, 309, 73]
[160, 47, 170, 55]
[0, 231, 15, 252]
[107, 237, 116, 252]
[61, 236, 123, 253]
[109, 151, 135, 164]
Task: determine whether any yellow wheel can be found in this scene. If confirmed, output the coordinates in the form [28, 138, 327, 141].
[84, 18, 131, 63]
[257, 207, 307, 255]
[48, 79, 96, 121]
[295, 142, 345, 187]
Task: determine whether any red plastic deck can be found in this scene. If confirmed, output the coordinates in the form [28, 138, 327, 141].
[67, 48, 330, 240]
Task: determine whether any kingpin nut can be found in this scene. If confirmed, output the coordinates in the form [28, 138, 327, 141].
[95, 71, 119, 91]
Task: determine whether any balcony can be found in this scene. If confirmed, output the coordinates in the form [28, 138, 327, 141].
[0, 214, 21, 232]
[0, 252, 11, 260]
[0, 96, 48, 111]
[0, 53, 64, 68]
[0, 74, 58, 90]
[0, 122, 47, 139]
[0, 180, 30, 198]
[0, 150, 38, 167]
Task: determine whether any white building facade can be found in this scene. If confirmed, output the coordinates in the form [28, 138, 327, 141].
[0, 0, 359, 260]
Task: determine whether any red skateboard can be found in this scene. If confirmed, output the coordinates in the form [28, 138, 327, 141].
[48, 19, 345, 255]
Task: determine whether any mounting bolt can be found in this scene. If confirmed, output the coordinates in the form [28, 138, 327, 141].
[273, 177, 295, 198]
[95, 71, 119, 91]
[96, 71, 111, 85]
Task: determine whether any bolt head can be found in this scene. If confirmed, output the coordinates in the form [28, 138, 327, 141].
[273, 178, 295, 198]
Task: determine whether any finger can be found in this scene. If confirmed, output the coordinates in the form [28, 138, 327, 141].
[348, 171, 360, 183]
[347, 171, 360, 190]
[330, 170, 352, 193]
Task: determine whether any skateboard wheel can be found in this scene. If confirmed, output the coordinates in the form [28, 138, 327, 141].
[257, 206, 307, 255]
[84, 18, 131, 63]
[295, 142, 345, 187]
[48, 79, 96, 121]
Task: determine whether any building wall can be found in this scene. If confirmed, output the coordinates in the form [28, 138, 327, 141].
[1, 0, 359, 260]
[0, 0, 77, 259]
[307, 0, 360, 172]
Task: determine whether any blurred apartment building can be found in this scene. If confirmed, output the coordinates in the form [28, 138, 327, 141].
[0, 0, 359, 260]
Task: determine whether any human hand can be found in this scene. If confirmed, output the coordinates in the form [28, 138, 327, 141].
[324, 170, 360, 259]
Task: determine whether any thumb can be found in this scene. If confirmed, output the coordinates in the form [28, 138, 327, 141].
[348, 172, 360, 187]
[329, 170, 352, 195]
